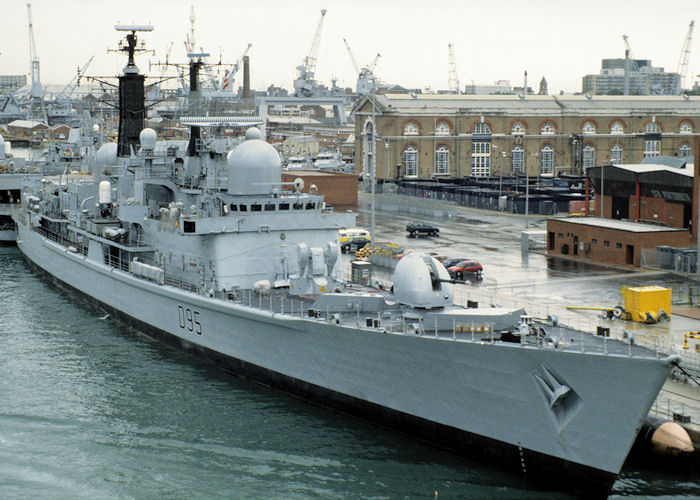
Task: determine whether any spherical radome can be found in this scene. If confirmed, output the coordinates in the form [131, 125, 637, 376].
[245, 127, 263, 140]
[226, 128, 281, 195]
[96, 142, 118, 166]
[139, 128, 157, 150]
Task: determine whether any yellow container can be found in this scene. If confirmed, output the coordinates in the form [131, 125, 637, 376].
[622, 286, 671, 320]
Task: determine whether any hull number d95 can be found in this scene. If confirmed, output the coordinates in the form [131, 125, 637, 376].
[178, 305, 202, 335]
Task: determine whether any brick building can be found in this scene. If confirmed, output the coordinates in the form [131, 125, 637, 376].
[352, 94, 700, 179]
[586, 161, 694, 228]
[546, 218, 689, 267]
[7, 119, 48, 138]
[281, 170, 358, 207]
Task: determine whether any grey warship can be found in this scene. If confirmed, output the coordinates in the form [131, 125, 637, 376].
[12, 26, 679, 497]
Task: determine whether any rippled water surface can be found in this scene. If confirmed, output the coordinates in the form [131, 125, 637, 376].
[1, 245, 698, 499]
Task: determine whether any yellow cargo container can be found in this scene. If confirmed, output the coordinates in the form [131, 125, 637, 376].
[621, 286, 671, 323]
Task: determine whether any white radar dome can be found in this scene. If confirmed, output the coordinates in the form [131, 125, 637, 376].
[92, 124, 100, 133]
[96, 143, 118, 166]
[226, 127, 281, 195]
[245, 127, 262, 140]
[139, 128, 157, 151]
[392, 252, 453, 308]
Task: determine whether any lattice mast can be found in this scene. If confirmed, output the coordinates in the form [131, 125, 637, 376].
[448, 43, 459, 94]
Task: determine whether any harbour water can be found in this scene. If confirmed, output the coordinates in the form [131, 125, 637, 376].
[1, 243, 698, 498]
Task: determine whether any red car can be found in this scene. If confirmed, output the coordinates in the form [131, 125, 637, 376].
[446, 259, 483, 280]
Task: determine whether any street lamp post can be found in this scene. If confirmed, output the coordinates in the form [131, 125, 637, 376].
[385, 141, 389, 180]
[525, 155, 529, 228]
[600, 164, 605, 218]
[370, 84, 376, 250]
[525, 152, 538, 229]
[499, 151, 506, 198]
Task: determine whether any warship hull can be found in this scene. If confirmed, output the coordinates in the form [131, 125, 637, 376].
[15, 219, 674, 497]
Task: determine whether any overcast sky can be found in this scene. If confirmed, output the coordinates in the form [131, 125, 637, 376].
[1, 0, 698, 94]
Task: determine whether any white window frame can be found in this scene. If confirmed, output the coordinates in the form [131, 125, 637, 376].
[540, 145, 554, 173]
[582, 145, 595, 169]
[403, 145, 418, 176]
[541, 122, 555, 135]
[582, 121, 596, 135]
[610, 121, 624, 135]
[645, 121, 661, 134]
[434, 145, 449, 174]
[679, 121, 693, 134]
[643, 139, 661, 159]
[680, 143, 691, 157]
[610, 144, 623, 165]
[435, 122, 450, 136]
[511, 122, 525, 135]
[473, 122, 491, 135]
[511, 145, 524, 173]
[471, 141, 491, 177]
[403, 122, 419, 136]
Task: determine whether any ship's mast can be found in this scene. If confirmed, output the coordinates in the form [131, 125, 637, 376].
[114, 24, 153, 157]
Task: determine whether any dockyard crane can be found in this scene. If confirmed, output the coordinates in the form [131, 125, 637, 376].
[293, 9, 327, 97]
[448, 43, 460, 94]
[343, 38, 381, 94]
[343, 38, 360, 76]
[25, 0, 47, 122]
[675, 20, 695, 94]
[366, 53, 381, 74]
[55, 56, 94, 100]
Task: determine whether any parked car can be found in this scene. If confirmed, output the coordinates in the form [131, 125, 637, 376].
[445, 259, 483, 280]
[406, 223, 439, 237]
[339, 227, 370, 244]
[340, 236, 370, 253]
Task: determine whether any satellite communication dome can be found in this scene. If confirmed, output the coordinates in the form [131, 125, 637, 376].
[96, 142, 118, 166]
[139, 128, 157, 150]
[245, 127, 262, 140]
[227, 127, 281, 195]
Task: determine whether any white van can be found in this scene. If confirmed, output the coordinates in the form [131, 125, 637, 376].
[338, 227, 370, 244]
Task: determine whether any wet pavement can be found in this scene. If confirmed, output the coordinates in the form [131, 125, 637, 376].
[349, 192, 700, 428]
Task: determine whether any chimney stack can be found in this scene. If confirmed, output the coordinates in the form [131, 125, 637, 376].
[242, 55, 251, 99]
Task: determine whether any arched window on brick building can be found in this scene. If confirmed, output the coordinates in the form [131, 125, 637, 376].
[582, 145, 595, 169]
[403, 145, 418, 176]
[540, 145, 554, 173]
[610, 144, 623, 165]
[644, 121, 661, 159]
[434, 145, 449, 174]
[403, 122, 419, 136]
[680, 143, 692, 158]
[610, 121, 624, 134]
[511, 145, 524, 173]
[435, 122, 450, 136]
